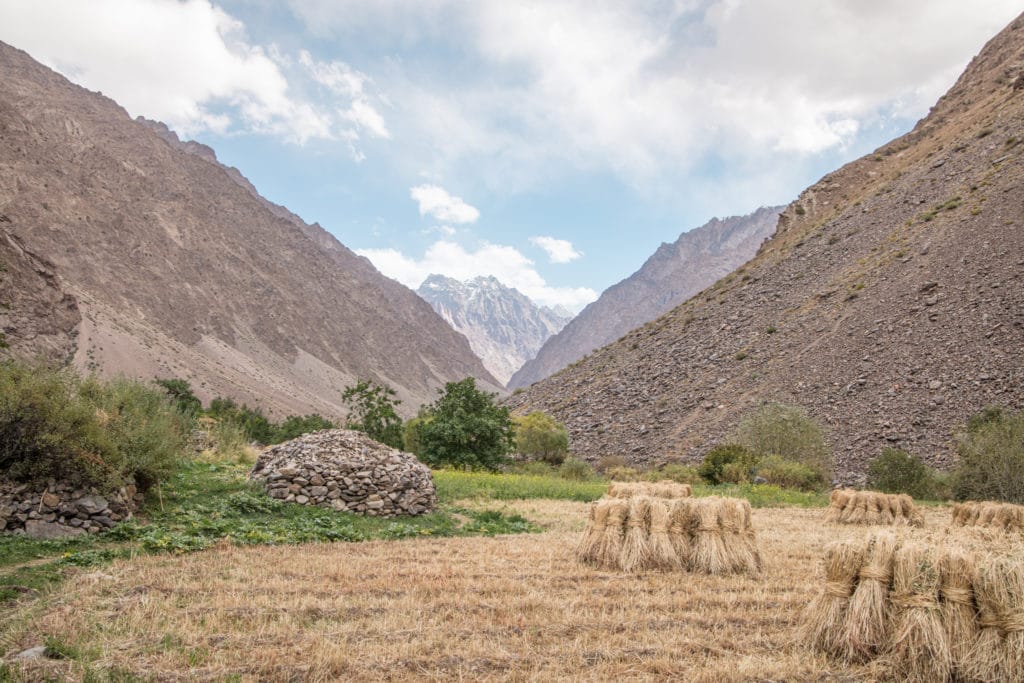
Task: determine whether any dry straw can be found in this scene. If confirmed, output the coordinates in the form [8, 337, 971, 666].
[845, 532, 899, 661]
[667, 498, 694, 570]
[647, 498, 678, 571]
[964, 557, 1024, 682]
[606, 480, 692, 500]
[884, 542, 950, 683]
[938, 547, 979, 679]
[575, 500, 610, 565]
[801, 540, 865, 659]
[620, 496, 653, 573]
[824, 490, 923, 527]
[595, 499, 628, 570]
[952, 501, 1024, 533]
[691, 497, 731, 575]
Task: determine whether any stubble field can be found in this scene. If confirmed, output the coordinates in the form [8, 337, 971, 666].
[4, 503, 961, 682]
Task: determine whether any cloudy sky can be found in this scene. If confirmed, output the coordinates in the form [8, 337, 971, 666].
[1, 1, 1020, 311]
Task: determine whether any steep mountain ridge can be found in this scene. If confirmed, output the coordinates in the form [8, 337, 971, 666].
[0, 40, 500, 417]
[509, 206, 781, 389]
[417, 274, 570, 385]
[509, 13, 1024, 480]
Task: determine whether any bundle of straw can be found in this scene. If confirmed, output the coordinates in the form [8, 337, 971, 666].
[606, 480, 692, 499]
[824, 490, 924, 527]
[802, 540, 866, 659]
[668, 498, 694, 570]
[690, 497, 732, 575]
[739, 498, 762, 573]
[952, 501, 1024, 533]
[884, 542, 951, 683]
[620, 496, 653, 572]
[575, 499, 610, 565]
[938, 547, 979, 679]
[595, 499, 628, 570]
[964, 558, 1024, 682]
[845, 532, 899, 661]
[647, 499, 678, 570]
[718, 498, 759, 574]
[824, 489, 854, 523]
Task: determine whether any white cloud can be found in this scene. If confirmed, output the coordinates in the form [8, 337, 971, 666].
[529, 236, 582, 264]
[0, 0, 388, 151]
[409, 185, 480, 224]
[356, 240, 597, 311]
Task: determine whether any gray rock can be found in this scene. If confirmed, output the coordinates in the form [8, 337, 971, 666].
[74, 494, 108, 515]
[24, 519, 87, 539]
[13, 645, 48, 661]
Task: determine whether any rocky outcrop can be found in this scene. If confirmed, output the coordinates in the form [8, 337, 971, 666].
[417, 275, 571, 385]
[1, 479, 142, 537]
[250, 429, 437, 517]
[509, 207, 781, 389]
[0, 40, 500, 418]
[509, 11, 1024, 481]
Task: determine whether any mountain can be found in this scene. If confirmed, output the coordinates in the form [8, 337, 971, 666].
[417, 274, 571, 385]
[0, 41, 501, 418]
[509, 206, 782, 389]
[509, 12, 1024, 480]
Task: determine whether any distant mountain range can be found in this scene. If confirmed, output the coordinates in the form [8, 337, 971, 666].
[417, 274, 571, 385]
[509, 206, 782, 389]
[509, 10, 1024, 479]
[0, 40, 501, 418]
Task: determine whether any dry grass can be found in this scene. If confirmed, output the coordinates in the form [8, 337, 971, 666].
[5, 507, 960, 681]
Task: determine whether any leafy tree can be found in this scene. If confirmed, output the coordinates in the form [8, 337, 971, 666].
[155, 378, 201, 416]
[275, 414, 335, 442]
[342, 380, 403, 448]
[867, 448, 940, 499]
[954, 407, 1024, 503]
[206, 397, 275, 444]
[730, 402, 833, 481]
[698, 444, 758, 485]
[418, 378, 514, 470]
[514, 411, 569, 465]
[402, 414, 432, 455]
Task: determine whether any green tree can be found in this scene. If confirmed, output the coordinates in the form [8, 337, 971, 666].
[418, 378, 514, 470]
[514, 411, 569, 465]
[730, 402, 833, 481]
[206, 397, 275, 444]
[342, 380, 403, 448]
[954, 407, 1024, 503]
[698, 444, 758, 485]
[867, 448, 939, 499]
[274, 414, 336, 442]
[402, 413, 432, 455]
[155, 377, 201, 416]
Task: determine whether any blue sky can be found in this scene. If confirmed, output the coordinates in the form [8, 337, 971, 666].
[1, 0, 1021, 310]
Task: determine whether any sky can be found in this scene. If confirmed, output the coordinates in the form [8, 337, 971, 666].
[0, 1, 1020, 312]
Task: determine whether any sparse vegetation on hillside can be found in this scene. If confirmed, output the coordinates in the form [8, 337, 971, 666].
[953, 406, 1024, 503]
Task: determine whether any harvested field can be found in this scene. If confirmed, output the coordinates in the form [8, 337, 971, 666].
[4, 505, 965, 681]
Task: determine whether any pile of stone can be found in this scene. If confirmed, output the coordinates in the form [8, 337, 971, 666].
[249, 429, 437, 517]
[0, 479, 142, 538]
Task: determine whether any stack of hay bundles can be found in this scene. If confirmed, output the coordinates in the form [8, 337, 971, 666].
[823, 489, 924, 527]
[952, 501, 1024, 532]
[801, 531, 1024, 681]
[605, 480, 693, 499]
[576, 493, 760, 575]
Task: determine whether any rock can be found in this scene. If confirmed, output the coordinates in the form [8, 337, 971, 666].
[40, 492, 60, 508]
[24, 519, 86, 539]
[74, 495, 108, 515]
[13, 645, 48, 661]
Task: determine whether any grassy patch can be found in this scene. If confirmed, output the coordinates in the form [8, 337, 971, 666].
[435, 469, 608, 502]
[692, 482, 828, 508]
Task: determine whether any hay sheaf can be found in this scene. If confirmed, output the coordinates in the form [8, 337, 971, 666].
[952, 501, 1024, 532]
[576, 495, 759, 575]
[885, 543, 951, 683]
[606, 480, 692, 500]
[824, 489, 923, 527]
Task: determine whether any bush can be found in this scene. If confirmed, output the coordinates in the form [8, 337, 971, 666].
[341, 380, 403, 449]
[206, 397, 275, 445]
[418, 378, 515, 471]
[698, 444, 758, 485]
[730, 402, 833, 481]
[595, 455, 628, 473]
[720, 461, 751, 484]
[653, 463, 702, 485]
[274, 414, 335, 442]
[756, 455, 827, 492]
[953, 407, 1024, 503]
[0, 361, 186, 492]
[200, 419, 257, 465]
[558, 458, 598, 481]
[154, 378, 201, 416]
[604, 465, 643, 482]
[513, 411, 569, 465]
[866, 448, 941, 499]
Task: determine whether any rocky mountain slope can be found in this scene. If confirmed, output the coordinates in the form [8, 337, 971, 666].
[417, 274, 571, 385]
[509, 13, 1024, 480]
[509, 206, 781, 389]
[0, 40, 501, 417]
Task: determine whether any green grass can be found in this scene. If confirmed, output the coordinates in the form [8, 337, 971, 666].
[435, 469, 608, 502]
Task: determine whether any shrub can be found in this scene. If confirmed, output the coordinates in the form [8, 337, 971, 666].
[200, 419, 257, 465]
[698, 444, 758, 485]
[0, 360, 186, 492]
[653, 463, 702, 485]
[730, 402, 833, 481]
[513, 411, 569, 465]
[866, 448, 941, 499]
[341, 380, 403, 449]
[558, 458, 598, 481]
[418, 378, 514, 471]
[206, 397, 275, 444]
[605, 465, 643, 482]
[953, 407, 1024, 503]
[274, 414, 335, 442]
[595, 455, 628, 473]
[154, 378, 201, 416]
[720, 461, 751, 484]
[756, 455, 827, 492]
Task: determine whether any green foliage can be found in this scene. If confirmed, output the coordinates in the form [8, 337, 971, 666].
[866, 448, 941, 499]
[557, 457, 598, 481]
[698, 444, 758, 485]
[730, 402, 833, 481]
[953, 407, 1024, 503]
[756, 455, 827, 492]
[653, 463, 702, 485]
[154, 378, 201, 416]
[433, 469, 607, 502]
[418, 378, 514, 471]
[206, 398, 274, 444]
[513, 411, 569, 465]
[0, 360, 186, 492]
[402, 415, 431, 455]
[203, 419, 254, 465]
[274, 414, 335, 442]
[604, 465, 644, 481]
[342, 380, 403, 448]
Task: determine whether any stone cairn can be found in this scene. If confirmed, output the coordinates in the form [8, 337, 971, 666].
[250, 429, 437, 517]
[0, 479, 142, 538]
